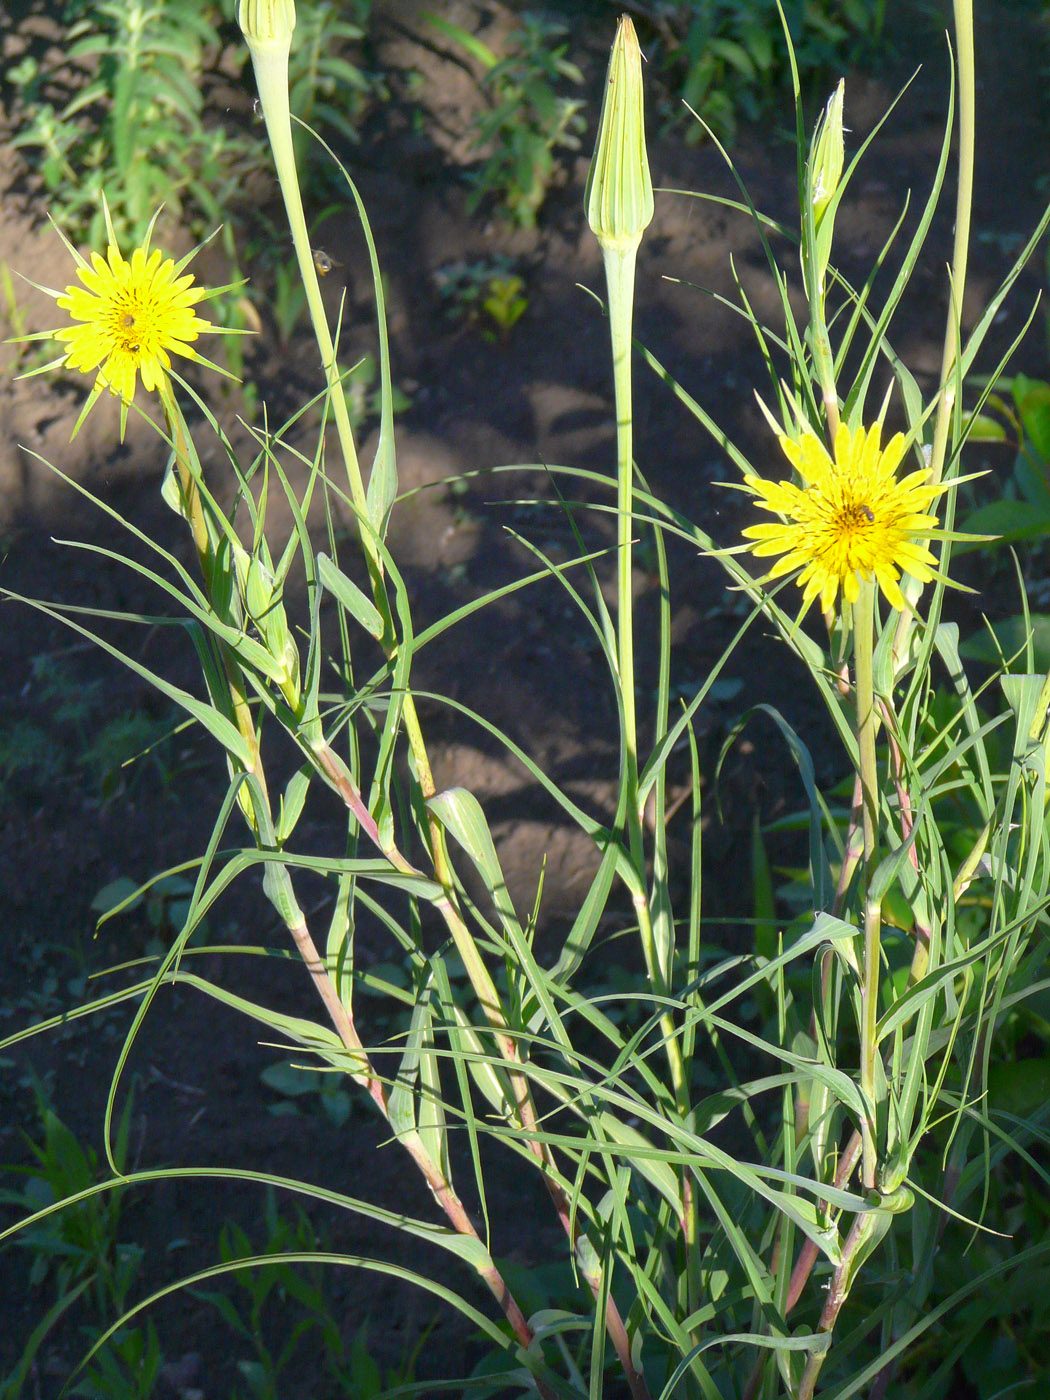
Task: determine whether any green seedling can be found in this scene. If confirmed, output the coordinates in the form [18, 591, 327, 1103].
[434, 256, 529, 337]
[91, 871, 209, 954]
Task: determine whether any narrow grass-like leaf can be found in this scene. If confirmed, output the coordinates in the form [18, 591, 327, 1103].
[317, 550, 385, 638]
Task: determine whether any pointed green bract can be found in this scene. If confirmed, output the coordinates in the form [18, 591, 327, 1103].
[238, 0, 295, 56]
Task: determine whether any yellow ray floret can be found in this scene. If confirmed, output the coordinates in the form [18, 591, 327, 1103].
[53, 240, 213, 406]
[742, 422, 947, 616]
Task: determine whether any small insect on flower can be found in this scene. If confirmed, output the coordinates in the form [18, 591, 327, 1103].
[739, 421, 949, 617]
[53, 241, 213, 406]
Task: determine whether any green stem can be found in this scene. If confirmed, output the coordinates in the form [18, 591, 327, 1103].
[928, 0, 976, 494]
[603, 245, 688, 1090]
[811, 309, 840, 440]
[247, 26, 515, 1076]
[891, 0, 974, 674]
[604, 244, 641, 833]
[247, 40, 375, 570]
[854, 581, 881, 1189]
[247, 33, 475, 912]
[599, 241, 666, 1400]
[796, 1209, 883, 1400]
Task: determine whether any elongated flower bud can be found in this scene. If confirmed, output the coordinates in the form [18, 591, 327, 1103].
[238, 0, 295, 60]
[804, 79, 845, 308]
[585, 16, 653, 255]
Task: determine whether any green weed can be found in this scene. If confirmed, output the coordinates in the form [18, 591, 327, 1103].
[9, 0, 247, 249]
[434, 255, 529, 337]
[643, 0, 888, 141]
[195, 1190, 404, 1398]
[0, 653, 179, 808]
[259, 1058, 352, 1128]
[0, 1089, 157, 1399]
[429, 12, 585, 227]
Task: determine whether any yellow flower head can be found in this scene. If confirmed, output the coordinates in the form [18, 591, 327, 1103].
[741, 422, 947, 616]
[53, 236, 213, 410]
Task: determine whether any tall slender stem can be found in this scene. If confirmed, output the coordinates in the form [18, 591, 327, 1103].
[246, 19, 488, 956]
[603, 245, 687, 1094]
[247, 39, 371, 539]
[854, 582, 881, 1188]
[929, 0, 976, 494]
[796, 1209, 883, 1400]
[891, 0, 975, 675]
[605, 244, 641, 835]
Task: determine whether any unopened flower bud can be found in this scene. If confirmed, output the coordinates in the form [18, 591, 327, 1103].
[585, 16, 653, 255]
[810, 80, 845, 231]
[233, 545, 300, 703]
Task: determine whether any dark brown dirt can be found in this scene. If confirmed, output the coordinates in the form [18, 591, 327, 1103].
[1, 0, 1048, 1394]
